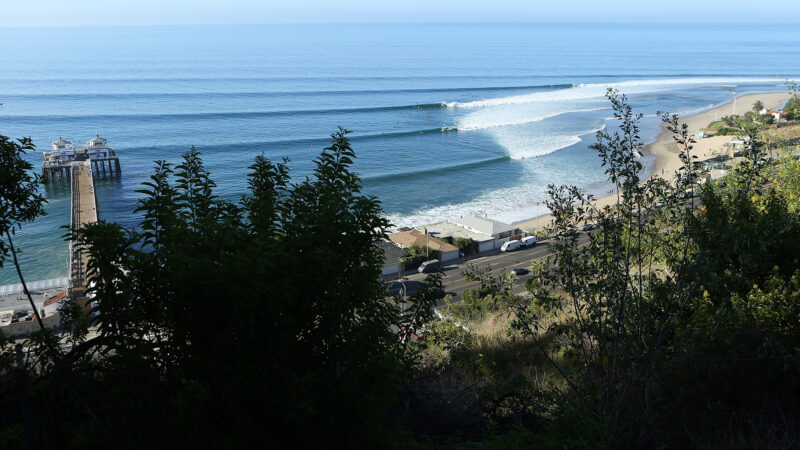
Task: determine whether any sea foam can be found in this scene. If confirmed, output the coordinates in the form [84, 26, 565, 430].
[497, 126, 605, 160]
[455, 103, 604, 131]
[385, 149, 654, 230]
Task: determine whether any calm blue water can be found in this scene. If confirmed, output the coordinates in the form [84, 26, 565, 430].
[1, 23, 799, 284]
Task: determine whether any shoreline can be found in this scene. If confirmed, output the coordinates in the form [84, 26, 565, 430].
[515, 91, 791, 232]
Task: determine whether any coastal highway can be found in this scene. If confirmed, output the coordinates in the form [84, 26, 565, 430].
[385, 233, 591, 305]
[390, 193, 700, 306]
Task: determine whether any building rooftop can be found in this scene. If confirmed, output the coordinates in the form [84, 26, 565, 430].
[420, 221, 495, 243]
[0, 277, 68, 297]
[453, 216, 517, 236]
[376, 240, 406, 265]
[388, 229, 459, 253]
[0, 278, 67, 318]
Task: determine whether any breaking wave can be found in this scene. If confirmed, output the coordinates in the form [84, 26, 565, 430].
[446, 77, 785, 109]
[501, 126, 606, 160]
[455, 106, 605, 131]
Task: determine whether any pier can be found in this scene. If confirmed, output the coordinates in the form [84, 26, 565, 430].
[42, 135, 121, 181]
[69, 159, 99, 299]
[43, 136, 116, 297]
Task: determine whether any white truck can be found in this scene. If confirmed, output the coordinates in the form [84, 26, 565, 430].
[500, 240, 521, 252]
[520, 236, 538, 247]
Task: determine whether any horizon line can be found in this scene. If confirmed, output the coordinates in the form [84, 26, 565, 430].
[3, 20, 800, 29]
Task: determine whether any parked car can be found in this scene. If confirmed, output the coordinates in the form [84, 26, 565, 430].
[511, 267, 529, 276]
[579, 222, 595, 231]
[557, 227, 577, 237]
[500, 240, 521, 252]
[11, 311, 33, 323]
[520, 236, 538, 247]
[418, 259, 441, 273]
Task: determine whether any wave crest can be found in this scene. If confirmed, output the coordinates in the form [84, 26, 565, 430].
[498, 126, 605, 160]
[447, 77, 786, 109]
[456, 106, 605, 132]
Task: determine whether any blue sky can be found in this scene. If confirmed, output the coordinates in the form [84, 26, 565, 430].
[3, 0, 800, 27]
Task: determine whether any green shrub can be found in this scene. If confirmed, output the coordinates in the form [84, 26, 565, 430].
[758, 113, 775, 125]
[423, 318, 473, 352]
[784, 94, 800, 120]
[447, 285, 499, 322]
[453, 237, 478, 256]
[400, 245, 440, 269]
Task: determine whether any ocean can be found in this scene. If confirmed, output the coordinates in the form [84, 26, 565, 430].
[1, 23, 799, 284]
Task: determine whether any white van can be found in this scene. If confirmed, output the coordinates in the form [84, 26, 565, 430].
[500, 240, 521, 252]
[418, 259, 441, 273]
[520, 236, 538, 247]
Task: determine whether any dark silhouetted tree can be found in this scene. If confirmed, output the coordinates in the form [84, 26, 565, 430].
[0, 136, 47, 329]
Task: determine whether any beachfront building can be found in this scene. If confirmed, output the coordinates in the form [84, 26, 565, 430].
[765, 109, 784, 122]
[423, 222, 496, 254]
[453, 216, 522, 243]
[422, 216, 522, 254]
[376, 240, 406, 277]
[0, 278, 68, 336]
[388, 229, 460, 262]
[760, 108, 785, 122]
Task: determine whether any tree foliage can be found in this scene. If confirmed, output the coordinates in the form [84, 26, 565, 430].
[0, 135, 47, 328]
[453, 237, 477, 255]
[772, 152, 800, 212]
[0, 129, 438, 448]
[784, 81, 800, 120]
[505, 89, 800, 447]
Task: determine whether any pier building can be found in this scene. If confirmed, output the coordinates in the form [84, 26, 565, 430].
[42, 135, 121, 180]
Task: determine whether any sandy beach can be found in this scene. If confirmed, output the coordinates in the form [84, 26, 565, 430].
[516, 92, 791, 232]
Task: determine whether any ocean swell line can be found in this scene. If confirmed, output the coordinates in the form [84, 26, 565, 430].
[362, 156, 510, 183]
[116, 127, 461, 153]
[2, 104, 449, 122]
[0, 83, 575, 100]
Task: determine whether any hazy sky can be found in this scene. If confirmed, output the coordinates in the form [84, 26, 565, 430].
[3, 0, 800, 27]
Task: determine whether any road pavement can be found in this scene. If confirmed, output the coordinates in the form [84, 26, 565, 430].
[385, 233, 590, 305]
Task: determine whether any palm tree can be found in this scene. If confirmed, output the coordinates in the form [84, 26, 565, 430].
[752, 100, 764, 113]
